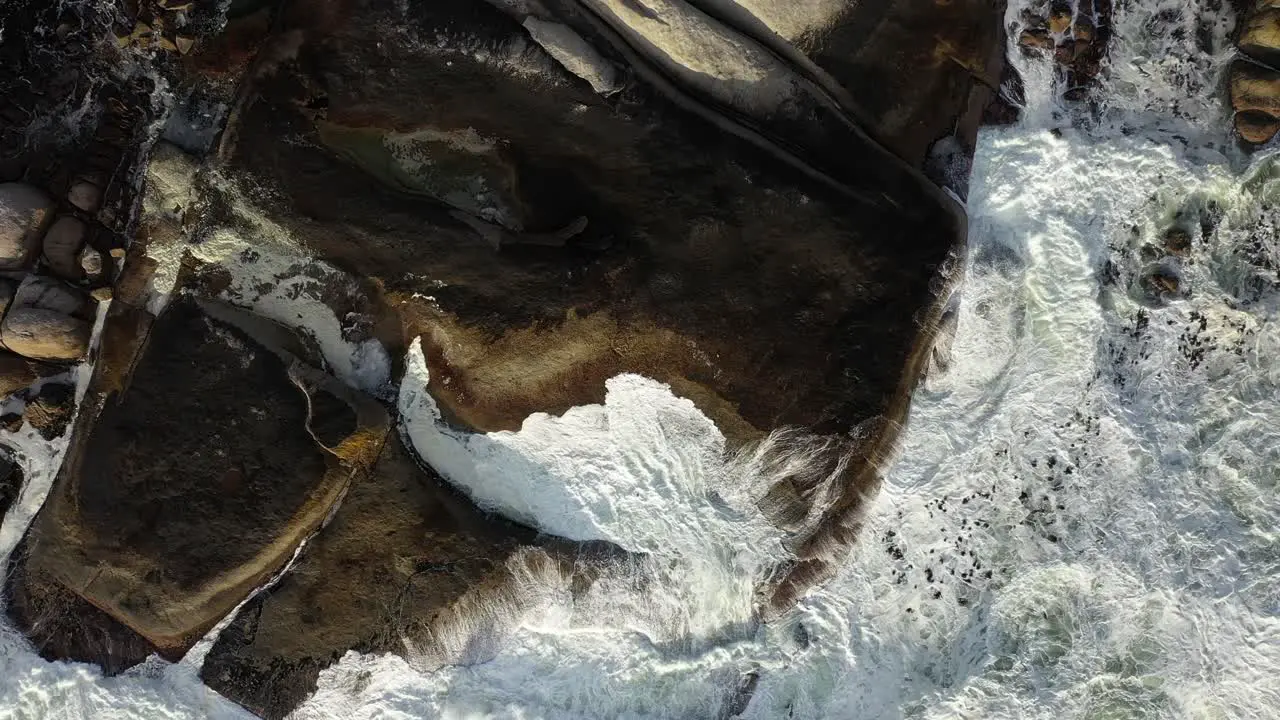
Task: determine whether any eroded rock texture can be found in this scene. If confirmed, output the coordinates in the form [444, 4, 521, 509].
[8, 296, 388, 657]
[219, 0, 1004, 605]
[3, 0, 1009, 716]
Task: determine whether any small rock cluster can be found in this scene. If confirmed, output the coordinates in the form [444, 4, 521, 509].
[114, 1, 196, 55]
[1231, 2, 1280, 144]
[1016, 1, 1111, 101]
[0, 182, 108, 371]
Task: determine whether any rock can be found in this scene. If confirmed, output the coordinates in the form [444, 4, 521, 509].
[1230, 62, 1280, 119]
[1234, 110, 1280, 144]
[78, 244, 105, 283]
[0, 452, 21, 524]
[1048, 10, 1072, 35]
[1, 308, 91, 361]
[0, 277, 16, 320]
[0, 350, 41, 397]
[523, 17, 620, 94]
[0, 413, 21, 433]
[1240, 8, 1280, 59]
[217, 0, 1002, 614]
[11, 275, 90, 317]
[23, 382, 74, 440]
[1139, 264, 1185, 303]
[7, 298, 389, 659]
[202, 433, 617, 719]
[0, 182, 54, 270]
[67, 180, 102, 213]
[1162, 227, 1192, 256]
[42, 216, 88, 280]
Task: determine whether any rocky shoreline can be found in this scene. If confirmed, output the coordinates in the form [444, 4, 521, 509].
[2, 1, 1011, 716]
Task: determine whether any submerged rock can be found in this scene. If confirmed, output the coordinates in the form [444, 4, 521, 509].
[219, 0, 1002, 610]
[23, 381, 75, 440]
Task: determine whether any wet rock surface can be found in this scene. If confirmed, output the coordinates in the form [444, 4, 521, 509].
[1014, 0, 1113, 103]
[1, 0, 1010, 715]
[202, 432, 613, 719]
[7, 296, 386, 655]
[0, 451, 20, 522]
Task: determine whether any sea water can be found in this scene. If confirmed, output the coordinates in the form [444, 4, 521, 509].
[2, 0, 1279, 718]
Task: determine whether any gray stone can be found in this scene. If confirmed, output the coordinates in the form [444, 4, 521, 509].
[0, 183, 55, 270]
[12, 275, 89, 318]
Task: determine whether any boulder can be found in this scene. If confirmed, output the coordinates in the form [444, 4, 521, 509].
[1235, 109, 1280, 144]
[1231, 62, 1280, 119]
[0, 182, 54, 270]
[1240, 8, 1280, 59]
[7, 297, 389, 658]
[1, 308, 90, 362]
[42, 216, 88, 281]
[66, 179, 102, 213]
[11, 274, 91, 317]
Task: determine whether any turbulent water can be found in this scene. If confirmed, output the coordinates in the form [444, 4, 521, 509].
[3, 0, 1280, 718]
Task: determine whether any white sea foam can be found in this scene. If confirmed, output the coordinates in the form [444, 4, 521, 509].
[4, 0, 1280, 718]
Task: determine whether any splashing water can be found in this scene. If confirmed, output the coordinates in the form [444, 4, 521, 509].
[3, 0, 1280, 718]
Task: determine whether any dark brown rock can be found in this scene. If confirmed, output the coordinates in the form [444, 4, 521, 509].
[42, 216, 88, 281]
[214, 0, 1003, 608]
[202, 433, 617, 719]
[0, 450, 20, 522]
[23, 381, 74, 440]
[7, 296, 389, 658]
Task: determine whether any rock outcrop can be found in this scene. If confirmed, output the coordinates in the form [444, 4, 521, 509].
[1232, 2, 1280, 144]
[1014, 0, 1113, 103]
[3, 0, 1010, 716]
[7, 296, 390, 656]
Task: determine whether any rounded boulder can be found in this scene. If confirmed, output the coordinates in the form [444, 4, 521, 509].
[0, 183, 55, 270]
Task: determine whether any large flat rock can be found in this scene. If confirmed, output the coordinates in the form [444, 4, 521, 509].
[221, 0, 1004, 601]
[7, 296, 388, 656]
